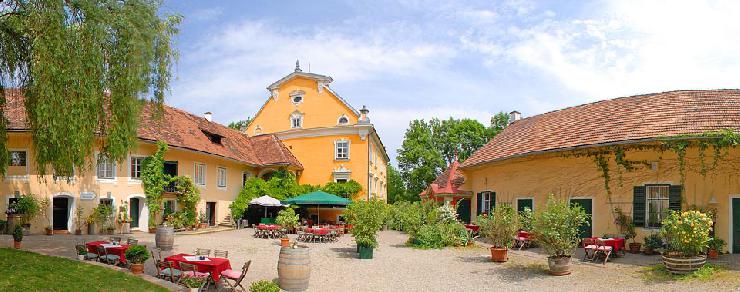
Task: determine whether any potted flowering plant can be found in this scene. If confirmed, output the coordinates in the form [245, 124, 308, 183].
[346, 199, 386, 259]
[118, 201, 130, 234]
[198, 210, 208, 229]
[478, 204, 518, 262]
[124, 245, 150, 274]
[74, 206, 85, 235]
[532, 195, 588, 276]
[76, 245, 88, 260]
[643, 233, 662, 255]
[660, 210, 712, 274]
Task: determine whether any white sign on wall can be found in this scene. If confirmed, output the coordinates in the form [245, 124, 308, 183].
[80, 192, 96, 201]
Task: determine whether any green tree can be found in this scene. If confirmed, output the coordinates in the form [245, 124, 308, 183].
[321, 180, 362, 199]
[228, 118, 252, 131]
[0, 1, 180, 176]
[488, 111, 510, 138]
[397, 120, 445, 197]
[431, 118, 491, 164]
[387, 164, 413, 203]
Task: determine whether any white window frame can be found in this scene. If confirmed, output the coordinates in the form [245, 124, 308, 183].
[335, 140, 350, 161]
[242, 171, 253, 186]
[254, 126, 262, 136]
[128, 155, 146, 183]
[481, 191, 494, 214]
[290, 113, 303, 129]
[194, 162, 206, 186]
[53, 167, 76, 183]
[290, 90, 305, 105]
[96, 153, 116, 182]
[6, 148, 29, 181]
[516, 197, 535, 212]
[645, 185, 670, 228]
[217, 167, 227, 189]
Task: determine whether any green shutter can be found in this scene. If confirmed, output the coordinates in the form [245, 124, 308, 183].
[491, 192, 496, 210]
[669, 185, 682, 212]
[477, 192, 483, 215]
[633, 186, 646, 227]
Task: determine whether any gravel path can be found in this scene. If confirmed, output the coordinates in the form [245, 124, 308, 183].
[2, 230, 738, 291]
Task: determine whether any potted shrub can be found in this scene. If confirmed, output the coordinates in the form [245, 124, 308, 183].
[707, 237, 725, 259]
[477, 204, 518, 262]
[38, 198, 53, 235]
[250, 280, 280, 292]
[198, 211, 208, 229]
[660, 210, 713, 274]
[625, 223, 641, 253]
[180, 276, 206, 292]
[346, 199, 387, 259]
[643, 233, 662, 255]
[74, 206, 85, 235]
[276, 207, 300, 234]
[124, 245, 150, 274]
[12, 225, 23, 249]
[76, 245, 87, 260]
[532, 195, 588, 276]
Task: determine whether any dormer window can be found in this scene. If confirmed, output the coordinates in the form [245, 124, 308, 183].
[290, 90, 305, 105]
[290, 111, 303, 129]
[337, 115, 349, 125]
[201, 129, 223, 145]
[254, 126, 262, 135]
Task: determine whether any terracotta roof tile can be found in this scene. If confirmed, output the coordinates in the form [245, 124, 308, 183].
[3, 89, 302, 169]
[461, 90, 740, 168]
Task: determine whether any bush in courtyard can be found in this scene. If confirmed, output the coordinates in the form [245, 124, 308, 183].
[660, 210, 713, 257]
[519, 207, 533, 231]
[438, 204, 459, 224]
[412, 222, 467, 249]
[644, 233, 663, 250]
[345, 199, 387, 248]
[532, 195, 588, 258]
[275, 207, 300, 230]
[386, 200, 439, 234]
[478, 204, 519, 248]
[124, 245, 150, 264]
[249, 280, 280, 292]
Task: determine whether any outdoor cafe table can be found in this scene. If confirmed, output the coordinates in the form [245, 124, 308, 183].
[86, 241, 130, 264]
[590, 237, 626, 253]
[165, 253, 232, 282]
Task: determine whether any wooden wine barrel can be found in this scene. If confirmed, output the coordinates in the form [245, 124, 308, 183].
[278, 245, 310, 291]
[662, 255, 706, 274]
[155, 226, 174, 251]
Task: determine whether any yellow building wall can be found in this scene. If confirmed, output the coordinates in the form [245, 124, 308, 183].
[461, 146, 740, 250]
[282, 134, 370, 200]
[1, 132, 259, 234]
[247, 77, 359, 135]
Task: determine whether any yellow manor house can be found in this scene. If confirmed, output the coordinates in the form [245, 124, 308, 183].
[0, 64, 388, 235]
[442, 90, 740, 254]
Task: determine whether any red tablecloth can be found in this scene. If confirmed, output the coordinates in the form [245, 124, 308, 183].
[310, 228, 329, 235]
[517, 231, 531, 238]
[165, 253, 232, 281]
[464, 224, 480, 232]
[591, 237, 625, 252]
[86, 241, 130, 263]
[258, 224, 281, 231]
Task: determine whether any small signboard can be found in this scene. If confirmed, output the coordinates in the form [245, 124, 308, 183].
[80, 192, 96, 201]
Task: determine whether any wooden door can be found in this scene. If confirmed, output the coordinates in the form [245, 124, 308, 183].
[52, 197, 69, 230]
[733, 198, 740, 253]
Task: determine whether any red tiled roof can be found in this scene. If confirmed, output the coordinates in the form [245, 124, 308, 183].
[421, 160, 471, 197]
[461, 90, 740, 168]
[3, 89, 302, 169]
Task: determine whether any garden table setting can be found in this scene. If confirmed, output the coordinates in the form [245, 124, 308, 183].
[255, 224, 283, 238]
[590, 237, 625, 255]
[85, 241, 131, 263]
[165, 253, 232, 282]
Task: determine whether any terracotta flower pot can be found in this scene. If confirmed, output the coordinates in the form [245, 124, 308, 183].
[75, 229, 82, 235]
[643, 247, 654, 255]
[13, 241, 21, 249]
[490, 247, 508, 262]
[130, 263, 144, 275]
[45, 228, 53, 235]
[280, 238, 290, 247]
[547, 256, 571, 276]
[707, 249, 718, 259]
[629, 243, 642, 254]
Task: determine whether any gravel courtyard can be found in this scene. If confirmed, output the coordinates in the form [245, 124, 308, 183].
[2, 229, 738, 291]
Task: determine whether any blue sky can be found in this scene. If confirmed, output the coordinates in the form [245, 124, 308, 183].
[160, 1, 740, 165]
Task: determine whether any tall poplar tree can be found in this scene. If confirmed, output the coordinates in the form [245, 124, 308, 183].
[0, 0, 180, 176]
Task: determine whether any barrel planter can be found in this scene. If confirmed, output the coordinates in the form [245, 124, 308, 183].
[278, 245, 310, 291]
[358, 245, 373, 259]
[87, 223, 97, 235]
[155, 226, 174, 251]
[662, 254, 706, 274]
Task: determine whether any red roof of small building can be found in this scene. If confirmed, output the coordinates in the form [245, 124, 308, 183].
[421, 159, 471, 199]
[3, 89, 302, 169]
[461, 90, 740, 168]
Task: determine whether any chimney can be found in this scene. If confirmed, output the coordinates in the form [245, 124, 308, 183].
[509, 111, 521, 124]
[359, 105, 370, 124]
[239, 124, 247, 133]
[204, 112, 213, 122]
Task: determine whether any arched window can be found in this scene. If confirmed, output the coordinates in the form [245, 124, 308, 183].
[290, 90, 305, 104]
[337, 115, 349, 125]
[254, 126, 262, 136]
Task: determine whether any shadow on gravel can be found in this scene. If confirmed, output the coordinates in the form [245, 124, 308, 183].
[330, 247, 357, 258]
[456, 255, 492, 263]
[490, 263, 550, 282]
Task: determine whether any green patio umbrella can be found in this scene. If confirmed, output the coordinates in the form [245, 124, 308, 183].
[282, 191, 351, 223]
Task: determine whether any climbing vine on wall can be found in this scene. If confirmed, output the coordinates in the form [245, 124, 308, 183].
[142, 141, 169, 228]
[170, 175, 201, 228]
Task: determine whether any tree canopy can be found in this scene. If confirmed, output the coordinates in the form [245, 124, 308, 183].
[227, 118, 252, 131]
[396, 112, 509, 200]
[0, 0, 180, 176]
